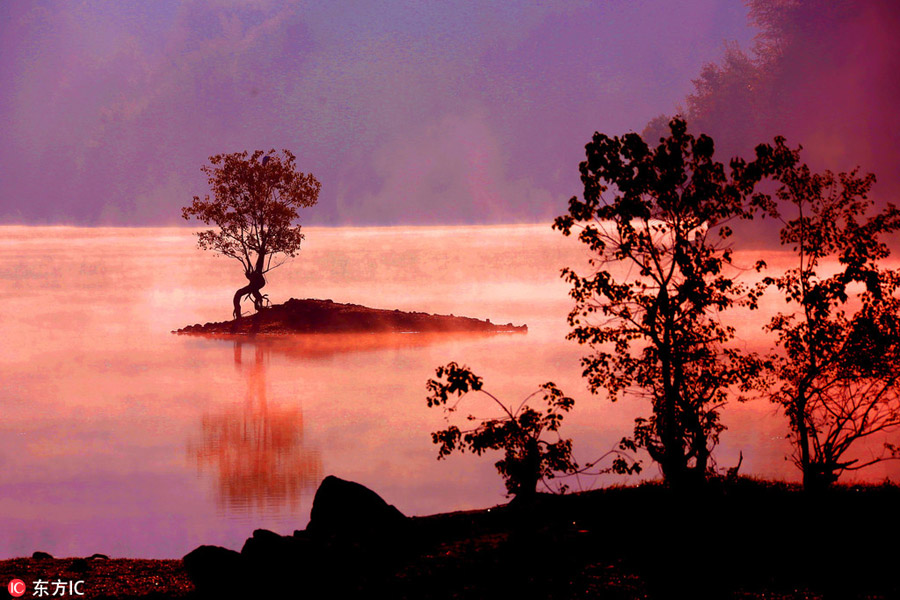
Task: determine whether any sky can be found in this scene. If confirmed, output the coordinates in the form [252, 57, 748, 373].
[0, 0, 757, 226]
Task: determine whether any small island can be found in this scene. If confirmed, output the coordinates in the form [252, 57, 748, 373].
[174, 298, 527, 335]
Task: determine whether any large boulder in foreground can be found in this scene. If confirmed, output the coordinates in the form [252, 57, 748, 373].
[174, 298, 527, 335]
[183, 476, 409, 596]
[306, 475, 407, 537]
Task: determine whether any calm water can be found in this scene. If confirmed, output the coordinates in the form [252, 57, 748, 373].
[0, 225, 896, 558]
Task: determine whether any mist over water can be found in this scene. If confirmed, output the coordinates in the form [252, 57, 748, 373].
[0, 225, 897, 558]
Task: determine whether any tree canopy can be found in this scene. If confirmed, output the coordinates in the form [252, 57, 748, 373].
[183, 149, 320, 318]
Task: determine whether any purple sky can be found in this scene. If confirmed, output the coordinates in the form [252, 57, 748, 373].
[0, 0, 756, 226]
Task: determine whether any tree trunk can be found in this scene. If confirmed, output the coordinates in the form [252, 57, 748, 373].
[233, 269, 267, 320]
[659, 352, 689, 484]
[512, 440, 542, 502]
[795, 391, 814, 491]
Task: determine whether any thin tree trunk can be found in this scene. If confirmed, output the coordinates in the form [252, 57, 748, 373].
[795, 391, 813, 491]
[514, 440, 541, 502]
[233, 269, 267, 320]
[657, 288, 686, 486]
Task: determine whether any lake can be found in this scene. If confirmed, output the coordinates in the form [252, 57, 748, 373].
[0, 224, 896, 558]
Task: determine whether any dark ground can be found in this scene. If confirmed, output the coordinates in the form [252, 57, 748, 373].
[0, 558, 191, 599]
[2, 479, 898, 599]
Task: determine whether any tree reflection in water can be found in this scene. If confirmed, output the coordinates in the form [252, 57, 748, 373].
[190, 341, 322, 514]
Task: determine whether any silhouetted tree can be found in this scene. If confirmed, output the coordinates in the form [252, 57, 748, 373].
[756, 138, 900, 491]
[554, 118, 768, 487]
[426, 362, 581, 500]
[183, 150, 320, 319]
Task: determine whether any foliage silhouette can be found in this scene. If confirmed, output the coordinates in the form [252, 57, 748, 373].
[183, 150, 320, 319]
[553, 117, 770, 487]
[754, 138, 900, 490]
[426, 362, 593, 499]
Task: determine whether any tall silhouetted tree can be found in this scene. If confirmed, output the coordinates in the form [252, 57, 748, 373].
[183, 150, 320, 319]
[554, 118, 768, 487]
[756, 138, 900, 491]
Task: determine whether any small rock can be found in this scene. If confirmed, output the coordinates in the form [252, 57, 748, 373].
[32, 551, 53, 559]
[71, 558, 89, 573]
[183, 545, 245, 593]
[240, 528, 315, 588]
[241, 529, 296, 563]
[89, 553, 109, 560]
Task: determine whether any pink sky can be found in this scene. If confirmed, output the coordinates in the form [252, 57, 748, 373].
[0, 0, 756, 226]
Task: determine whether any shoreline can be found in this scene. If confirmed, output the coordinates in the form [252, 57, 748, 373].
[3, 478, 897, 599]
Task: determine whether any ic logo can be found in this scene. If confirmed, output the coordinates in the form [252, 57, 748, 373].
[7, 578, 26, 597]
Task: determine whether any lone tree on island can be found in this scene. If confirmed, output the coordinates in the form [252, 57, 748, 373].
[183, 150, 320, 319]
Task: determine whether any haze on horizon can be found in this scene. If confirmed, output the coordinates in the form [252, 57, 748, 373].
[1, 1, 897, 229]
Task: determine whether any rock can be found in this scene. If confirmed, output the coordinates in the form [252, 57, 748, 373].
[89, 553, 109, 560]
[299, 477, 414, 594]
[71, 558, 89, 573]
[306, 475, 407, 538]
[239, 528, 321, 594]
[241, 529, 288, 554]
[241, 529, 301, 566]
[183, 480, 410, 596]
[32, 551, 53, 559]
[182, 545, 245, 594]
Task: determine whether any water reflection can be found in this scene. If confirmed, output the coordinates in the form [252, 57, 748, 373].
[5, 225, 896, 559]
[190, 341, 322, 514]
[190, 330, 522, 361]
